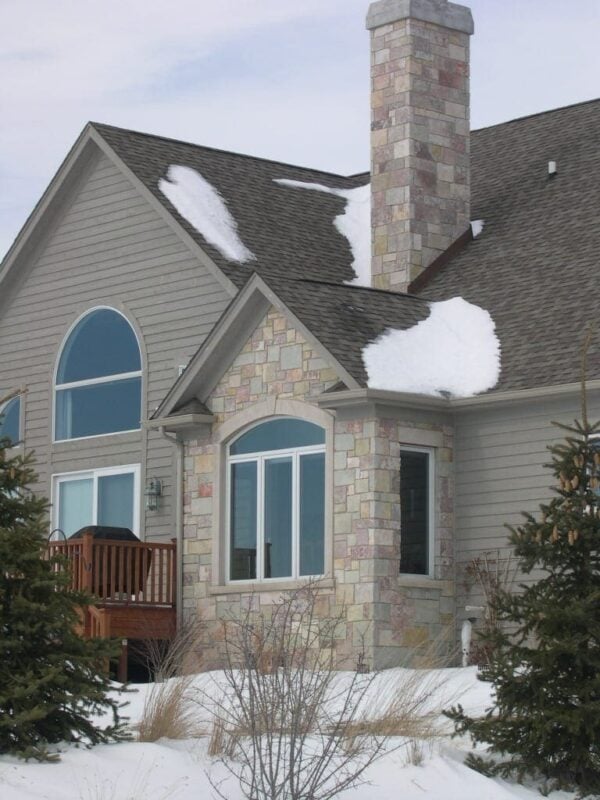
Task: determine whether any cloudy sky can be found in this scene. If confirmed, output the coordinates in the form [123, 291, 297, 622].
[2, 0, 599, 260]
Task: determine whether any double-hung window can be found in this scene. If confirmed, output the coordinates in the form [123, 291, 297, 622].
[228, 418, 326, 582]
[0, 395, 21, 447]
[400, 447, 434, 576]
[53, 465, 140, 537]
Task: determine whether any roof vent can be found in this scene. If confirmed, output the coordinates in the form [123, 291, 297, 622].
[548, 160, 557, 177]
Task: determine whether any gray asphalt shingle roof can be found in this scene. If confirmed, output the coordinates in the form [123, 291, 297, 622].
[93, 98, 600, 394]
[93, 122, 366, 290]
[261, 276, 430, 386]
[413, 99, 600, 392]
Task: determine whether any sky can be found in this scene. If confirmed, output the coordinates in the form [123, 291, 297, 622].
[2, 0, 599, 260]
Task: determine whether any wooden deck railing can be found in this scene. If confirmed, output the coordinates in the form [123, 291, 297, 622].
[47, 533, 176, 608]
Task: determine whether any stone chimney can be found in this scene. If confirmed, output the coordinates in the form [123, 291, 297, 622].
[366, 0, 474, 292]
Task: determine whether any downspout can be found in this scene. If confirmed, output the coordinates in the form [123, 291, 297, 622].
[159, 426, 184, 628]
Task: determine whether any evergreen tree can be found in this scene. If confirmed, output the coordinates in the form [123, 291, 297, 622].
[0, 430, 126, 760]
[447, 383, 600, 796]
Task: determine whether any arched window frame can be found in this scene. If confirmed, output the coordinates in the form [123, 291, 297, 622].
[53, 306, 143, 443]
[0, 394, 22, 448]
[226, 416, 327, 584]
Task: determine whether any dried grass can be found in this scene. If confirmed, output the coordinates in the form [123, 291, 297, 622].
[136, 615, 206, 742]
[137, 674, 202, 742]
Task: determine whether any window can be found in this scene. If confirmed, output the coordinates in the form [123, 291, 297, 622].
[0, 396, 21, 446]
[53, 465, 140, 537]
[55, 308, 142, 441]
[228, 418, 326, 582]
[400, 448, 434, 576]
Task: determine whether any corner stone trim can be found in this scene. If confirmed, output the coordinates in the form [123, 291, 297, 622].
[366, 0, 474, 34]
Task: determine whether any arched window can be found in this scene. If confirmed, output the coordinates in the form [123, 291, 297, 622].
[228, 418, 326, 582]
[55, 308, 142, 441]
[0, 396, 21, 446]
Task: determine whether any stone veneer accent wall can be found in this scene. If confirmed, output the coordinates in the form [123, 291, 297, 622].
[367, 0, 474, 292]
[182, 306, 455, 669]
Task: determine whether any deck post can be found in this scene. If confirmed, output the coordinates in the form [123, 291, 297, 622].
[117, 639, 128, 683]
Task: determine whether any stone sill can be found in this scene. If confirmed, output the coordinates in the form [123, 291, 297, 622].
[398, 575, 453, 592]
[209, 577, 335, 596]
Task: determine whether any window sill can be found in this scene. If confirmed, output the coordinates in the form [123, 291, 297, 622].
[209, 577, 335, 595]
[397, 574, 453, 592]
[52, 430, 142, 450]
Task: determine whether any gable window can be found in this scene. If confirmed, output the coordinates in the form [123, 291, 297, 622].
[228, 418, 326, 582]
[53, 465, 140, 538]
[0, 396, 21, 447]
[400, 447, 434, 576]
[54, 308, 142, 441]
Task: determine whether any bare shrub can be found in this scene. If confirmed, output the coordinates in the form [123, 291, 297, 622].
[462, 549, 517, 665]
[133, 614, 204, 682]
[198, 581, 432, 800]
[136, 616, 205, 742]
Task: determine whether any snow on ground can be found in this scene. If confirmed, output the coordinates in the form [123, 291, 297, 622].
[274, 179, 371, 288]
[363, 297, 501, 398]
[0, 667, 573, 800]
[159, 165, 255, 263]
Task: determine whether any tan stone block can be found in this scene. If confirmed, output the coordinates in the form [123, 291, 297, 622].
[347, 604, 365, 622]
[355, 438, 370, 456]
[195, 454, 213, 474]
[187, 539, 212, 556]
[402, 627, 429, 647]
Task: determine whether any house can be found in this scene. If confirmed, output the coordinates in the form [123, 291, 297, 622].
[2, 0, 599, 671]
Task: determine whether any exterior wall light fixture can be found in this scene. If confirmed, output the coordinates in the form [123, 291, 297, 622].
[145, 478, 162, 511]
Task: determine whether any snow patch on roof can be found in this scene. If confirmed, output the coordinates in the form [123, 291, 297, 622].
[470, 219, 485, 238]
[274, 179, 371, 287]
[363, 297, 500, 398]
[159, 165, 255, 263]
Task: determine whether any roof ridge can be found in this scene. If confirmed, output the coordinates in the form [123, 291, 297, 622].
[90, 121, 359, 182]
[472, 96, 600, 134]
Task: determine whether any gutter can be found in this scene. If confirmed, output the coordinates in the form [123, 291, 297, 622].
[316, 380, 600, 413]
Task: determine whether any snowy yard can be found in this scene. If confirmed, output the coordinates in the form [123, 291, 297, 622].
[0, 667, 575, 800]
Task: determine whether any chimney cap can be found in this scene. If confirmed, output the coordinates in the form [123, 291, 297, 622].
[366, 0, 474, 34]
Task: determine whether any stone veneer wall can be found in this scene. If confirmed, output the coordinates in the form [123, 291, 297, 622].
[368, 3, 473, 291]
[182, 306, 456, 670]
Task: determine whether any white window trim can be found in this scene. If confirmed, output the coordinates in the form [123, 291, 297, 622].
[226, 438, 326, 585]
[399, 445, 435, 579]
[52, 306, 143, 443]
[51, 464, 141, 536]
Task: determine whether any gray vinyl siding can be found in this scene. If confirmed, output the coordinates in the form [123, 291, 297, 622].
[453, 391, 600, 621]
[0, 148, 231, 541]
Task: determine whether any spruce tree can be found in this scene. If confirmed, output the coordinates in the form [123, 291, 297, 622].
[0, 430, 126, 760]
[448, 382, 600, 796]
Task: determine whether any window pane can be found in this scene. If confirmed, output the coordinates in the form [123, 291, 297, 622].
[57, 309, 141, 383]
[59, 478, 93, 537]
[230, 462, 257, 580]
[56, 377, 141, 439]
[98, 473, 135, 530]
[300, 452, 325, 576]
[400, 451, 430, 575]
[0, 396, 20, 446]
[264, 457, 293, 579]
[230, 419, 324, 455]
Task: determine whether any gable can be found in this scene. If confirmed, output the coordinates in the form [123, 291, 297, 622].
[207, 305, 342, 422]
[0, 147, 233, 491]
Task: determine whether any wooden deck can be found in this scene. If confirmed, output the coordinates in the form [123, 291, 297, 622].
[47, 532, 177, 644]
